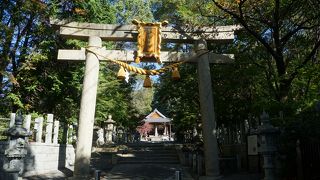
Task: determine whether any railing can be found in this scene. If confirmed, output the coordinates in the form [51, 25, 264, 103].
[298, 140, 320, 179]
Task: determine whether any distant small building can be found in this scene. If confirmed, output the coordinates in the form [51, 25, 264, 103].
[138, 109, 173, 142]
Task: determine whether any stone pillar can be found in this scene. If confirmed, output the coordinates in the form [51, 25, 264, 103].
[196, 39, 220, 179]
[155, 125, 158, 137]
[24, 114, 32, 131]
[35, 117, 44, 143]
[169, 123, 172, 140]
[53, 120, 60, 144]
[9, 113, 15, 128]
[74, 36, 102, 179]
[164, 125, 168, 135]
[45, 114, 54, 144]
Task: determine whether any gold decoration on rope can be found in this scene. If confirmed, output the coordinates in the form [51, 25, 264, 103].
[143, 75, 152, 88]
[117, 66, 126, 80]
[172, 67, 180, 80]
[85, 48, 209, 88]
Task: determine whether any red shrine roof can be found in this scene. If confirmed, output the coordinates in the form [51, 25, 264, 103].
[143, 109, 172, 123]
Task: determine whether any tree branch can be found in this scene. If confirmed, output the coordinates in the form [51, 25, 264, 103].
[289, 39, 320, 80]
[211, 0, 278, 60]
[280, 19, 315, 44]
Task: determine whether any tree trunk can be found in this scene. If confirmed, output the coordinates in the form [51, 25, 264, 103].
[278, 78, 292, 102]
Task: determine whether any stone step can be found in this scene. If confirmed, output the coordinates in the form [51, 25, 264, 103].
[117, 153, 178, 158]
[117, 155, 178, 159]
[124, 145, 176, 149]
[125, 142, 175, 146]
[106, 143, 181, 165]
[125, 150, 177, 153]
[117, 160, 180, 164]
[125, 146, 176, 149]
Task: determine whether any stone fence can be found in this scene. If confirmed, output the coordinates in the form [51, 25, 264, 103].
[0, 113, 75, 176]
[176, 143, 244, 178]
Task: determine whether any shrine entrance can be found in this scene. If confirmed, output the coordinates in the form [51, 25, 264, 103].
[52, 19, 239, 179]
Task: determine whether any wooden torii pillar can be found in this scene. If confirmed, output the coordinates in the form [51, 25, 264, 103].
[52, 20, 239, 179]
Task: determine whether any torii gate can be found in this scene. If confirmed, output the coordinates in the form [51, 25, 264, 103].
[52, 20, 239, 179]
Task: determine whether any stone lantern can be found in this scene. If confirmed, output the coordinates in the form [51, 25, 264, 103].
[257, 111, 279, 180]
[2, 113, 32, 180]
[117, 125, 124, 143]
[105, 115, 115, 144]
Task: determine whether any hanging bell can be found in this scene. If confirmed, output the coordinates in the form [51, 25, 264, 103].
[135, 57, 141, 64]
[143, 75, 152, 88]
[172, 67, 180, 80]
[117, 66, 126, 80]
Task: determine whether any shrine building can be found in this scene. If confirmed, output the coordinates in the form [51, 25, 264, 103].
[141, 109, 173, 142]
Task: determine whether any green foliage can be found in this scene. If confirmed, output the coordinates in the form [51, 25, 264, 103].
[113, 0, 155, 23]
[95, 63, 136, 128]
[131, 87, 153, 116]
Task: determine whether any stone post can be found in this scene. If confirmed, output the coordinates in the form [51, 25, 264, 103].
[53, 120, 60, 144]
[23, 115, 31, 131]
[73, 36, 102, 179]
[61, 122, 68, 144]
[35, 117, 44, 143]
[24, 114, 32, 142]
[196, 39, 220, 179]
[296, 139, 303, 180]
[192, 153, 197, 172]
[9, 113, 15, 128]
[197, 154, 204, 175]
[68, 124, 73, 144]
[45, 114, 54, 144]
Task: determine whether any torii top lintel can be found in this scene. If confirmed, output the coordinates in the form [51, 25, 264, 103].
[51, 19, 240, 44]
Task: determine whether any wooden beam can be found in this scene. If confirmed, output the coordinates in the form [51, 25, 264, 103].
[51, 20, 240, 43]
[57, 48, 234, 64]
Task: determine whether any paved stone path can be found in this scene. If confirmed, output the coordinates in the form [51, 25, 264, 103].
[101, 164, 194, 180]
[22, 167, 262, 180]
[22, 164, 194, 180]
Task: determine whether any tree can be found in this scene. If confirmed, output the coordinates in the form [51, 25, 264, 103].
[136, 122, 153, 137]
[113, 0, 155, 23]
[208, 0, 320, 103]
[0, 0, 49, 113]
[130, 79, 154, 116]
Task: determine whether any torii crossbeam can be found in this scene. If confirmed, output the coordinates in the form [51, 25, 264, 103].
[52, 20, 239, 179]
